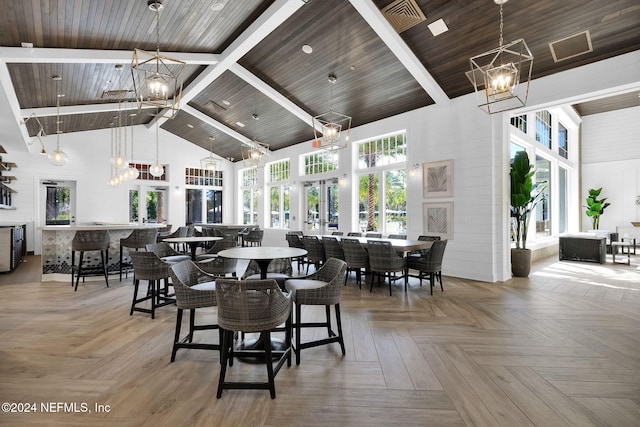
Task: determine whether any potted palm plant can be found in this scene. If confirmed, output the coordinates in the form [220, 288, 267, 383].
[510, 151, 546, 277]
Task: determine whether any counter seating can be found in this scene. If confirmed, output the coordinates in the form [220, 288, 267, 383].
[71, 230, 111, 291]
[129, 251, 176, 319]
[119, 228, 158, 281]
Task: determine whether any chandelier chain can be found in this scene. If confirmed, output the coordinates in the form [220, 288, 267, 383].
[498, 3, 504, 47]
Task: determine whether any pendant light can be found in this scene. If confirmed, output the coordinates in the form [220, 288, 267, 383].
[48, 75, 68, 166]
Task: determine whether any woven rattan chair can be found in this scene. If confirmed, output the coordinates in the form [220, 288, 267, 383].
[243, 228, 264, 247]
[409, 235, 441, 257]
[387, 234, 407, 240]
[242, 258, 293, 287]
[71, 230, 111, 291]
[367, 240, 407, 296]
[197, 256, 238, 278]
[119, 228, 158, 281]
[407, 239, 448, 294]
[322, 236, 345, 261]
[302, 235, 326, 273]
[341, 237, 370, 288]
[331, 231, 344, 236]
[346, 232, 362, 237]
[285, 232, 307, 272]
[146, 242, 191, 264]
[215, 279, 292, 399]
[196, 234, 238, 261]
[168, 260, 220, 362]
[129, 251, 176, 319]
[365, 232, 382, 238]
[284, 258, 347, 366]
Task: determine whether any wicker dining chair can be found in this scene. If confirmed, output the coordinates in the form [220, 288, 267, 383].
[119, 228, 158, 281]
[302, 235, 326, 273]
[215, 279, 292, 399]
[346, 232, 362, 237]
[387, 234, 407, 240]
[71, 230, 111, 291]
[331, 231, 344, 236]
[322, 236, 345, 261]
[146, 242, 191, 264]
[242, 258, 293, 287]
[285, 232, 307, 272]
[284, 258, 347, 366]
[197, 256, 238, 278]
[407, 239, 448, 294]
[364, 232, 382, 238]
[195, 234, 238, 261]
[341, 237, 370, 288]
[168, 260, 220, 362]
[243, 228, 264, 247]
[367, 240, 407, 296]
[129, 251, 176, 319]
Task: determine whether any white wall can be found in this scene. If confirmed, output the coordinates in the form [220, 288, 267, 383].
[581, 106, 640, 231]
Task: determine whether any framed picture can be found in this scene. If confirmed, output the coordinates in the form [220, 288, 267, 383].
[423, 159, 453, 198]
[423, 202, 453, 240]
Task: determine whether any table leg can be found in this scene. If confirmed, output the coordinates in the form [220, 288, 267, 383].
[189, 243, 198, 261]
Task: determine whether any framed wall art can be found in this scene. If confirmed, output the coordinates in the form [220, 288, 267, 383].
[423, 202, 453, 240]
[423, 159, 453, 198]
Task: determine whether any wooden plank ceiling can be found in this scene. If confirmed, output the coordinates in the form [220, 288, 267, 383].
[1, 0, 639, 162]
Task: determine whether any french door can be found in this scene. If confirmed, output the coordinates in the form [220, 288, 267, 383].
[303, 180, 339, 235]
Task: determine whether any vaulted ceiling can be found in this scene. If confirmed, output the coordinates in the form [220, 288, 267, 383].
[1, 0, 639, 162]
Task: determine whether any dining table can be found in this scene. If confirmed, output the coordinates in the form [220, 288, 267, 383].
[217, 246, 308, 279]
[162, 236, 222, 260]
[318, 235, 433, 254]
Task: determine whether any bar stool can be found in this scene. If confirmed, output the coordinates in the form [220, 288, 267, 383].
[71, 230, 111, 291]
[119, 228, 158, 281]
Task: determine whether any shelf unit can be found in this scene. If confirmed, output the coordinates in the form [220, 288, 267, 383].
[0, 145, 17, 210]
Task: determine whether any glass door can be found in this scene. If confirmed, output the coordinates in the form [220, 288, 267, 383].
[42, 180, 76, 225]
[304, 180, 339, 235]
[129, 185, 168, 224]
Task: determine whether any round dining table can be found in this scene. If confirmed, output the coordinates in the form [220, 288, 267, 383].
[162, 236, 222, 260]
[217, 246, 308, 279]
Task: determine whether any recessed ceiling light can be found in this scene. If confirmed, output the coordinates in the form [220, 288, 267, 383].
[187, 123, 194, 128]
[252, 114, 259, 120]
[211, 0, 227, 11]
[209, 135, 215, 140]
[302, 44, 313, 54]
[235, 121, 245, 128]
[427, 18, 448, 37]
[222, 100, 231, 106]
[115, 64, 123, 71]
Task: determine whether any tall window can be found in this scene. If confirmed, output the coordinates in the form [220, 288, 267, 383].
[535, 110, 552, 148]
[185, 167, 223, 225]
[268, 159, 290, 229]
[558, 123, 568, 159]
[510, 114, 527, 133]
[535, 156, 551, 237]
[356, 132, 407, 234]
[129, 187, 167, 223]
[558, 167, 568, 233]
[302, 151, 338, 175]
[241, 168, 258, 225]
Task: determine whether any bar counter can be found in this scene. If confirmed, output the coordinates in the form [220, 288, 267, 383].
[38, 224, 164, 282]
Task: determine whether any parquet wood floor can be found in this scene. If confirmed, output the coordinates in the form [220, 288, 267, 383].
[0, 254, 638, 426]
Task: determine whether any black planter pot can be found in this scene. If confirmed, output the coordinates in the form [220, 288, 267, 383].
[511, 248, 531, 277]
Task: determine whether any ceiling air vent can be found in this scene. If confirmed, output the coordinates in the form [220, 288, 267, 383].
[100, 89, 130, 99]
[549, 30, 593, 62]
[381, 0, 426, 34]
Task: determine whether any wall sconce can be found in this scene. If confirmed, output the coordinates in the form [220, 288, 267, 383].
[409, 163, 420, 177]
[338, 174, 347, 186]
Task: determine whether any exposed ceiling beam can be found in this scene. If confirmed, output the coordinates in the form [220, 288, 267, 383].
[348, 0, 449, 105]
[181, 104, 260, 151]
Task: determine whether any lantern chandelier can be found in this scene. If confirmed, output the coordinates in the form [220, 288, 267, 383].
[242, 113, 268, 168]
[468, 0, 533, 114]
[131, 0, 185, 118]
[201, 136, 220, 172]
[49, 75, 68, 166]
[312, 74, 351, 151]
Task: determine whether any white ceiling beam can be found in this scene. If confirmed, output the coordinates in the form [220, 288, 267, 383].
[0, 60, 31, 149]
[20, 103, 144, 118]
[230, 63, 321, 132]
[348, 0, 449, 105]
[149, 0, 306, 129]
[0, 47, 219, 65]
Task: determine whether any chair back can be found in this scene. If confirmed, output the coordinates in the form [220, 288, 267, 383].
[387, 234, 407, 240]
[365, 232, 382, 238]
[245, 228, 264, 244]
[72, 230, 110, 251]
[285, 233, 305, 249]
[331, 231, 344, 236]
[418, 235, 441, 242]
[322, 236, 345, 260]
[347, 232, 362, 237]
[302, 235, 326, 264]
[416, 239, 448, 272]
[169, 260, 217, 310]
[121, 228, 158, 249]
[177, 226, 190, 238]
[367, 240, 405, 273]
[216, 279, 291, 333]
[242, 258, 292, 279]
[198, 257, 238, 277]
[288, 230, 304, 236]
[341, 238, 369, 269]
[293, 258, 347, 305]
[129, 251, 170, 281]
[146, 242, 181, 258]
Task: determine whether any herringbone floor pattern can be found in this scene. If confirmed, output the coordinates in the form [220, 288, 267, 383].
[0, 254, 638, 426]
